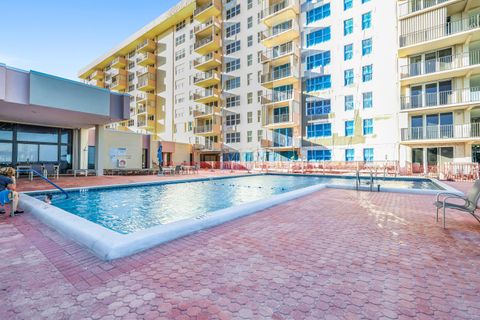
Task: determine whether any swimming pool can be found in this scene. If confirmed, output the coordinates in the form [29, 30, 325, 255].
[20, 174, 454, 260]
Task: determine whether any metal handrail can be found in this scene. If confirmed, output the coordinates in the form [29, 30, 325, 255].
[398, 0, 452, 17]
[400, 87, 480, 110]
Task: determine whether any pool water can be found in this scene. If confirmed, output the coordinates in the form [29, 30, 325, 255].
[46, 174, 441, 234]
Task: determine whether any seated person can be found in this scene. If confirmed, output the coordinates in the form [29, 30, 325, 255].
[0, 167, 24, 215]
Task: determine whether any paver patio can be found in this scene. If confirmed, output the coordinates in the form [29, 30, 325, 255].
[1, 175, 479, 319]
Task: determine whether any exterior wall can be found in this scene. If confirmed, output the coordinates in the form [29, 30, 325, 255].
[101, 130, 144, 169]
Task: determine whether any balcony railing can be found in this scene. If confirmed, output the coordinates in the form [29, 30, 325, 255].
[400, 16, 480, 47]
[398, 0, 453, 17]
[261, 0, 298, 19]
[194, 0, 220, 17]
[261, 42, 299, 63]
[192, 88, 220, 100]
[194, 17, 221, 33]
[401, 122, 480, 141]
[400, 50, 480, 78]
[194, 35, 215, 50]
[193, 70, 219, 83]
[261, 90, 296, 104]
[194, 124, 215, 134]
[261, 20, 299, 40]
[194, 104, 217, 117]
[261, 67, 296, 83]
[263, 134, 300, 148]
[400, 87, 480, 110]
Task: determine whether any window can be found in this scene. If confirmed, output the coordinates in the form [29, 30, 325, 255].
[344, 19, 353, 36]
[363, 119, 373, 135]
[247, 73, 252, 85]
[362, 12, 372, 30]
[307, 123, 332, 138]
[306, 99, 331, 116]
[247, 54, 253, 66]
[257, 130, 263, 142]
[247, 112, 253, 123]
[247, 35, 253, 47]
[345, 149, 355, 161]
[362, 0, 371, 3]
[244, 152, 253, 162]
[247, 17, 253, 28]
[175, 49, 185, 61]
[226, 40, 241, 54]
[247, 0, 253, 9]
[225, 77, 240, 90]
[344, 69, 354, 86]
[363, 92, 373, 109]
[363, 148, 374, 162]
[226, 59, 240, 72]
[308, 150, 331, 161]
[306, 3, 330, 24]
[306, 51, 330, 70]
[226, 5, 240, 20]
[362, 38, 372, 55]
[344, 44, 353, 61]
[226, 132, 240, 143]
[176, 20, 185, 31]
[257, 110, 262, 122]
[306, 27, 331, 47]
[345, 120, 354, 136]
[345, 95, 354, 111]
[344, 0, 353, 10]
[362, 65, 373, 82]
[247, 131, 252, 142]
[226, 22, 241, 38]
[175, 34, 185, 46]
[247, 92, 253, 104]
[306, 75, 331, 92]
[226, 96, 240, 108]
[226, 114, 240, 126]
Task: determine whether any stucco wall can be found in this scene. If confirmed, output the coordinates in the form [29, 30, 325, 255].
[102, 130, 144, 169]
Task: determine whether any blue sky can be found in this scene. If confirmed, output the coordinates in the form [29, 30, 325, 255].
[0, 0, 179, 80]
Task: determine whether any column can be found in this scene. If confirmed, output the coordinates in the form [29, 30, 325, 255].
[95, 125, 105, 176]
[423, 147, 428, 175]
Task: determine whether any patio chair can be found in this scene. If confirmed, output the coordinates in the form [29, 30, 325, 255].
[174, 165, 183, 175]
[434, 180, 480, 228]
[43, 163, 59, 179]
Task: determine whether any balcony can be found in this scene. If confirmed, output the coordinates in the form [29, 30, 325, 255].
[401, 122, 480, 143]
[193, 70, 221, 87]
[261, 136, 301, 150]
[136, 66, 156, 78]
[194, 123, 222, 136]
[260, 67, 299, 89]
[193, 52, 222, 71]
[90, 70, 104, 80]
[194, 17, 221, 38]
[192, 88, 221, 104]
[194, 0, 221, 23]
[137, 115, 155, 129]
[193, 104, 220, 118]
[137, 39, 156, 53]
[398, 0, 459, 18]
[260, 43, 300, 66]
[90, 79, 105, 88]
[136, 74, 156, 91]
[136, 102, 155, 115]
[399, 16, 480, 57]
[261, 20, 300, 48]
[136, 52, 156, 66]
[110, 68, 127, 77]
[400, 87, 480, 111]
[194, 33, 221, 55]
[111, 56, 126, 69]
[261, 0, 300, 27]
[400, 50, 480, 84]
[263, 108, 300, 129]
[136, 92, 156, 104]
[110, 76, 127, 91]
[261, 90, 299, 107]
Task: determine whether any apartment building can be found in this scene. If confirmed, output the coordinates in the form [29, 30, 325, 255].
[397, 0, 480, 173]
[82, 0, 480, 168]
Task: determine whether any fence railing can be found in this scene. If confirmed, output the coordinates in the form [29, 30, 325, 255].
[400, 87, 480, 110]
[401, 122, 480, 141]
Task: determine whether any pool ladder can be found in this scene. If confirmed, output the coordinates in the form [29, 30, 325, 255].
[355, 170, 380, 192]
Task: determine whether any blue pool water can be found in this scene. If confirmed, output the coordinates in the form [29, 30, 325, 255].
[44, 174, 441, 234]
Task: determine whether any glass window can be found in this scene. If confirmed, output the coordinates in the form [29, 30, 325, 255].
[345, 149, 355, 161]
[344, 69, 354, 86]
[0, 142, 12, 164]
[362, 38, 372, 55]
[344, 44, 353, 61]
[306, 51, 330, 70]
[363, 92, 373, 108]
[345, 121, 354, 136]
[307, 123, 332, 138]
[17, 143, 39, 162]
[363, 148, 374, 162]
[345, 95, 354, 111]
[306, 99, 331, 116]
[362, 65, 373, 82]
[308, 150, 331, 161]
[344, 19, 353, 36]
[306, 3, 331, 24]
[306, 75, 331, 92]
[39, 144, 58, 162]
[362, 12, 372, 30]
[17, 125, 58, 143]
[0, 124, 13, 140]
[344, 0, 353, 10]
[306, 27, 331, 47]
[363, 119, 373, 135]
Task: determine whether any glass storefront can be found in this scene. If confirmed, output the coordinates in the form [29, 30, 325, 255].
[0, 122, 73, 173]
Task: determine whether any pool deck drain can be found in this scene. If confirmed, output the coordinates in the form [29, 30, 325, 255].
[1, 174, 480, 319]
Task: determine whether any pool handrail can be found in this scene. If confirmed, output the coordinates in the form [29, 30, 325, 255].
[17, 168, 69, 199]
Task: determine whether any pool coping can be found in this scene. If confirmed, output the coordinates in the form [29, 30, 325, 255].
[19, 174, 462, 261]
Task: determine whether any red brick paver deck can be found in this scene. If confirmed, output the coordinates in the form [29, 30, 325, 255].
[1, 179, 480, 319]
